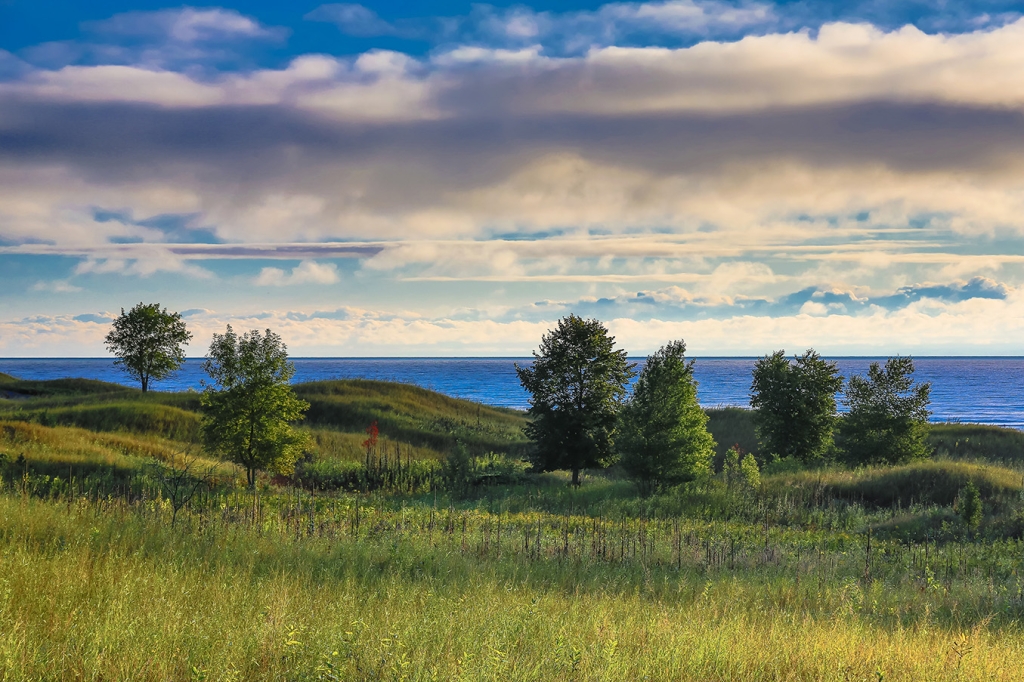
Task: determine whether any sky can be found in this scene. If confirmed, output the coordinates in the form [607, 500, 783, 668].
[2, 1, 1024, 357]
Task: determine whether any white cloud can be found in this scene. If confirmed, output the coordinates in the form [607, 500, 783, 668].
[254, 260, 340, 286]
[87, 8, 280, 43]
[73, 254, 213, 278]
[9, 19, 1024, 114]
[4, 293, 1024, 357]
[30, 280, 82, 293]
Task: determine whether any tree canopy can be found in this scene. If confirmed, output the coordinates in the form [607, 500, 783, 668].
[618, 340, 715, 492]
[838, 356, 931, 465]
[516, 315, 634, 486]
[750, 349, 843, 463]
[104, 302, 192, 392]
[200, 326, 309, 487]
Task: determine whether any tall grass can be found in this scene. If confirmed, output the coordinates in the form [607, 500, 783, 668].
[3, 491, 1024, 681]
[298, 379, 529, 456]
[5, 376, 1024, 679]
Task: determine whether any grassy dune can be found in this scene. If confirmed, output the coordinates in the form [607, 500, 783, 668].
[3, 374, 1024, 680]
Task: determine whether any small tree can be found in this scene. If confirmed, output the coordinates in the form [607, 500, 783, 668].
[516, 315, 635, 486]
[722, 445, 761, 491]
[958, 480, 983, 538]
[200, 326, 309, 487]
[618, 340, 714, 492]
[104, 302, 192, 392]
[838, 356, 931, 466]
[750, 349, 843, 463]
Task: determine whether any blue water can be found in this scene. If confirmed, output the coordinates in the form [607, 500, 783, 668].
[2, 357, 1024, 428]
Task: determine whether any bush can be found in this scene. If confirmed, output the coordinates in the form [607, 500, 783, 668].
[750, 349, 842, 463]
[839, 357, 931, 466]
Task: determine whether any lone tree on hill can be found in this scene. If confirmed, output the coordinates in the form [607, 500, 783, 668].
[750, 349, 843, 463]
[516, 315, 635, 486]
[200, 325, 309, 487]
[838, 356, 931, 466]
[104, 302, 192, 392]
[618, 339, 715, 492]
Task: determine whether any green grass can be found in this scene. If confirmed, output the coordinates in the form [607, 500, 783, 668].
[779, 459, 1024, 508]
[3, 483, 1024, 680]
[297, 379, 529, 456]
[928, 422, 1024, 465]
[5, 375, 1024, 679]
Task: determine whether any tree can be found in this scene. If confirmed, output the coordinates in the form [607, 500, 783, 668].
[618, 340, 714, 492]
[515, 315, 635, 486]
[104, 302, 192, 392]
[838, 356, 931, 466]
[958, 480, 983, 539]
[200, 326, 309, 487]
[750, 349, 843, 463]
[722, 445, 760, 491]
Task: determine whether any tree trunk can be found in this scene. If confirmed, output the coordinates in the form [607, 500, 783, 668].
[141, 376, 148, 393]
[572, 468, 580, 487]
[247, 467, 256, 488]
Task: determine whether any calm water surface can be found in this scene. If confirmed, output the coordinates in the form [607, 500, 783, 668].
[2, 357, 1023, 428]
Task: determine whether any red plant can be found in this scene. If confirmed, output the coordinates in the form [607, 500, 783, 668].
[362, 420, 379, 451]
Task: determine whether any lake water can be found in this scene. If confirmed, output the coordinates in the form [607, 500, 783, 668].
[2, 357, 1023, 428]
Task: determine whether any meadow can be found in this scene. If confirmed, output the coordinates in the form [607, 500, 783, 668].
[2, 372, 1024, 680]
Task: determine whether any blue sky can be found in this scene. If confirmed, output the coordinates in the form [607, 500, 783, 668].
[2, 1, 1024, 356]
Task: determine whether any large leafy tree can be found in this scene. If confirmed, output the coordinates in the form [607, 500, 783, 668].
[838, 356, 931, 466]
[618, 340, 715, 492]
[750, 349, 843, 463]
[200, 326, 309, 487]
[515, 315, 635, 486]
[104, 302, 192, 392]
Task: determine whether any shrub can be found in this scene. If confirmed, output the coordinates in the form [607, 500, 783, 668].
[750, 349, 842, 463]
[839, 357, 931, 466]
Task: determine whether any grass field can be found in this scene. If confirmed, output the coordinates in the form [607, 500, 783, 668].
[2, 373, 1024, 680]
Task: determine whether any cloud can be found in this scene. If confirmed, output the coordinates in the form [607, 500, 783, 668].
[3, 290, 1024, 357]
[30, 280, 83, 293]
[84, 8, 281, 44]
[73, 254, 214, 278]
[307, 1, 778, 51]
[305, 4, 400, 37]
[3, 12, 1024, 354]
[254, 260, 340, 286]
[72, 313, 113, 323]
[11, 19, 1024, 114]
[21, 8, 287, 71]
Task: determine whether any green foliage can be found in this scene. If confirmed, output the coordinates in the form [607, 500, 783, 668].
[618, 340, 714, 491]
[200, 326, 310, 486]
[516, 315, 635, 485]
[750, 349, 843, 463]
[958, 480, 983, 535]
[104, 302, 192, 392]
[442, 442, 474, 497]
[722, 446, 760, 490]
[740, 451, 760, 488]
[705, 407, 759, 465]
[839, 357, 931, 466]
